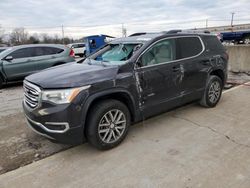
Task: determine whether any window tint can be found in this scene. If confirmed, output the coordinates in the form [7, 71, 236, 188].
[141, 39, 176, 67]
[42, 47, 64, 55]
[9, 48, 35, 59]
[176, 37, 203, 59]
[203, 36, 225, 52]
[72, 44, 85, 48]
[77, 44, 85, 48]
[33, 47, 44, 56]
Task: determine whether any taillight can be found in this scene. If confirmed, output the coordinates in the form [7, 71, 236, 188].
[69, 49, 75, 57]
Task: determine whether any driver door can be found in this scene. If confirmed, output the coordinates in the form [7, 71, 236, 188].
[136, 38, 183, 118]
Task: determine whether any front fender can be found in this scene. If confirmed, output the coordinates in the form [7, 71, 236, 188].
[0, 61, 6, 82]
[79, 88, 139, 133]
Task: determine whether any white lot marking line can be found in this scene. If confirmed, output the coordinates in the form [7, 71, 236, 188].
[223, 81, 250, 94]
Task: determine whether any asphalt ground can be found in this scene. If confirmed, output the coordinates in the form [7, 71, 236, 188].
[0, 80, 250, 188]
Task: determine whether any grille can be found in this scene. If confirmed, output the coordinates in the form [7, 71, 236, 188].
[23, 81, 41, 109]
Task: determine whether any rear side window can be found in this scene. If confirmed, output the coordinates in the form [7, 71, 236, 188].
[9, 48, 35, 59]
[77, 44, 85, 48]
[203, 36, 225, 52]
[176, 37, 203, 59]
[33, 47, 64, 56]
[42, 47, 64, 55]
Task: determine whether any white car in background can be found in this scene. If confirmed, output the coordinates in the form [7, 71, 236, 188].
[68, 43, 86, 57]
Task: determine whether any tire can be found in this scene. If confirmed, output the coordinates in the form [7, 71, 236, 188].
[0, 78, 3, 89]
[200, 75, 223, 108]
[86, 99, 131, 150]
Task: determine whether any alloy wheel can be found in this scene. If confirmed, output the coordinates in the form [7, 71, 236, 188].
[98, 109, 126, 144]
[208, 81, 221, 104]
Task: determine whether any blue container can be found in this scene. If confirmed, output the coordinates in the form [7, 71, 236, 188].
[84, 35, 111, 56]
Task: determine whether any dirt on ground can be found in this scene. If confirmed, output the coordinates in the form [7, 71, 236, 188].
[0, 72, 249, 175]
[0, 83, 73, 175]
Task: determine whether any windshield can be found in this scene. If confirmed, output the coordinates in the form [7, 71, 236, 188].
[86, 43, 142, 65]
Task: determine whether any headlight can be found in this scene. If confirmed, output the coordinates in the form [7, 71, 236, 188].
[41, 85, 90, 104]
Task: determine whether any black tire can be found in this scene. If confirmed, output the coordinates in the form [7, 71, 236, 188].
[200, 75, 223, 108]
[0, 78, 3, 89]
[86, 99, 131, 150]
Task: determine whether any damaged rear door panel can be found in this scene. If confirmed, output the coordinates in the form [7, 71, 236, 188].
[176, 36, 209, 102]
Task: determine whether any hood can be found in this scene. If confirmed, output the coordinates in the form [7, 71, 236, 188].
[26, 62, 119, 89]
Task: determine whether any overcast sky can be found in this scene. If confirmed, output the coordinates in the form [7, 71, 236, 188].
[0, 0, 250, 38]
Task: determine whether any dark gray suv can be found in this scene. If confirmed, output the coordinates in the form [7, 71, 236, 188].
[23, 30, 228, 150]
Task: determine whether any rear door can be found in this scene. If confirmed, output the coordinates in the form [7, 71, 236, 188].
[2, 47, 37, 80]
[136, 38, 183, 117]
[176, 36, 207, 101]
[34, 47, 64, 70]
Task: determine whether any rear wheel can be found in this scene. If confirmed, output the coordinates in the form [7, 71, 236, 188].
[200, 75, 223, 108]
[86, 99, 131, 150]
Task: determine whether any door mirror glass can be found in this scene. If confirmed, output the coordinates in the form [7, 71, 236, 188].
[5, 56, 13, 61]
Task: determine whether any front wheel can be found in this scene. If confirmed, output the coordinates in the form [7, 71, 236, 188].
[86, 100, 131, 150]
[0, 78, 3, 89]
[200, 75, 223, 108]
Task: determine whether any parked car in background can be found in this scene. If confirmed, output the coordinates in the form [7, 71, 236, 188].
[0, 47, 9, 53]
[23, 31, 228, 150]
[68, 43, 86, 57]
[0, 44, 75, 88]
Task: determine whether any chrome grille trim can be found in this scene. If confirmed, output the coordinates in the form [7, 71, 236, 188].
[23, 81, 41, 109]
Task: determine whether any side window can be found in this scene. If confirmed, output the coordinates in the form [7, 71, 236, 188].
[176, 37, 203, 59]
[203, 36, 225, 52]
[33, 47, 44, 56]
[140, 39, 176, 67]
[9, 48, 35, 59]
[42, 47, 64, 55]
[77, 44, 85, 48]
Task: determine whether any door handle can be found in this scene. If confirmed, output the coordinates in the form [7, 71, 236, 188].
[172, 66, 180, 72]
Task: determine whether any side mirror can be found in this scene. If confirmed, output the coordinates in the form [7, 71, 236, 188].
[5, 56, 13, 61]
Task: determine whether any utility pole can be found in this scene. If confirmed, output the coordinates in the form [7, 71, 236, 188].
[231, 12, 235, 27]
[62, 24, 65, 44]
[206, 19, 208, 28]
[122, 23, 127, 37]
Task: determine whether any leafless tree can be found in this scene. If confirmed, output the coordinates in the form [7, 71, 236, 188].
[0, 25, 4, 44]
[10, 27, 28, 45]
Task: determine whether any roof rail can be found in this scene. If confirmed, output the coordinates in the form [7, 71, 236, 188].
[129, 32, 147, 37]
[166, 30, 182, 34]
[129, 32, 163, 37]
[166, 29, 210, 34]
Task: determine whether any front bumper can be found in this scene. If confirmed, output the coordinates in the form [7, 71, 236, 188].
[23, 101, 86, 145]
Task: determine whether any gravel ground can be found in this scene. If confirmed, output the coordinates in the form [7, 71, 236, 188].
[0, 83, 72, 175]
[0, 71, 249, 175]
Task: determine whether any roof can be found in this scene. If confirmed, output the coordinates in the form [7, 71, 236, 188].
[111, 30, 213, 44]
[111, 33, 163, 44]
[10, 44, 67, 49]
